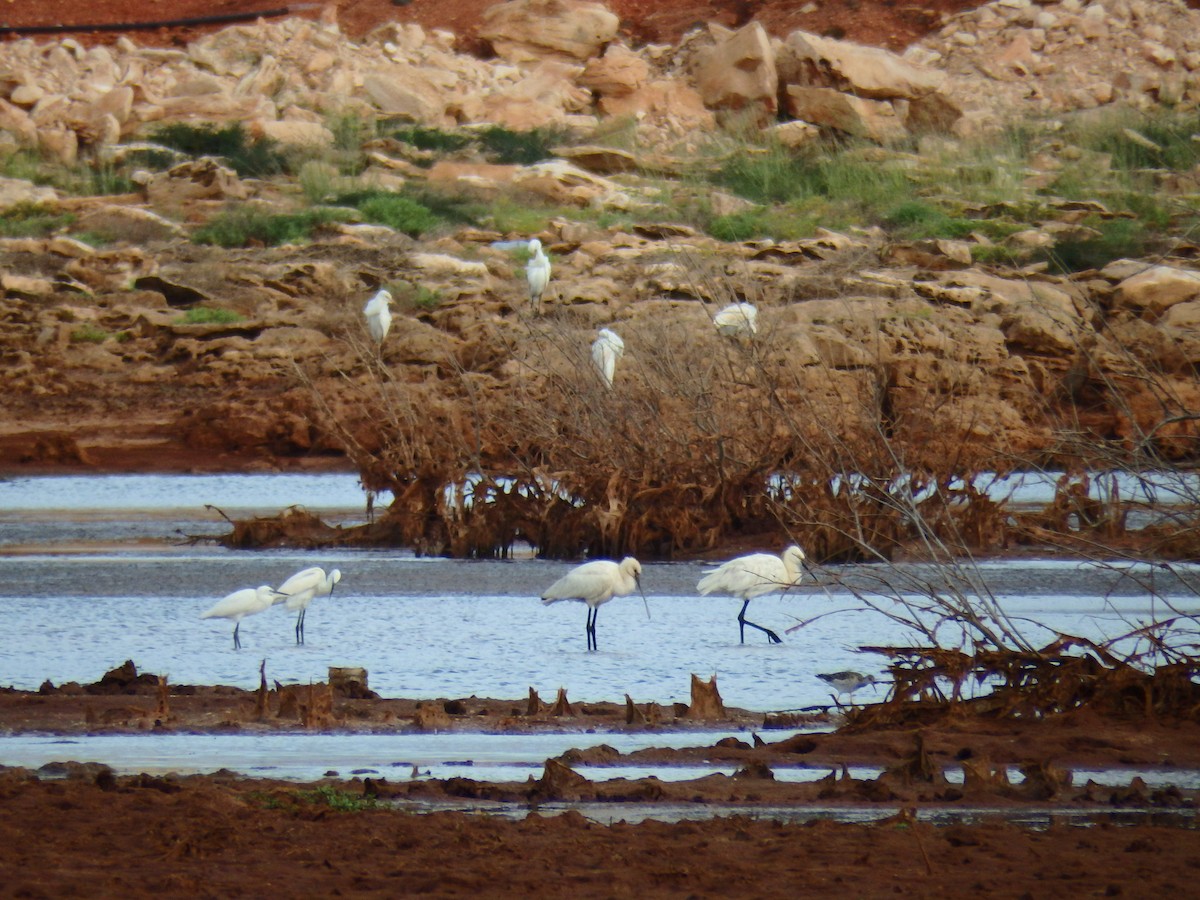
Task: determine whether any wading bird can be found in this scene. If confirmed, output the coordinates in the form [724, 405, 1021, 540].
[274, 566, 342, 645]
[525, 238, 551, 314]
[817, 671, 879, 704]
[591, 327, 624, 389]
[541, 557, 647, 651]
[697, 545, 809, 644]
[201, 585, 282, 650]
[364, 288, 393, 343]
[713, 301, 758, 337]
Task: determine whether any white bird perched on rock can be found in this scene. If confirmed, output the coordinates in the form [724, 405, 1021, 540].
[713, 302, 758, 338]
[817, 671, 879, 705]
[201, 585, 283, 650]
[591, 327, 624, 389]
[363, 288, 393, 343]
[274, 566, 342, 645]
[697, 545, 809, 644]
[525, 238, 551, 314]
[541, 557, 647, 651]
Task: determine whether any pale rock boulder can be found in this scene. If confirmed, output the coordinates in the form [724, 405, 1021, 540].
[479, 60, 592, 129]
[785, 86, 908, 143]
[513, 160, 643, 209]
[580, 44, 650, 99]
[1115, 264, 1200, 316]
[766, 120, 821, 148]
[138, 157, 248, 206]
[693, 22, 778, 120]
[779, 30, 946, 99]
[362, 66, 448, 124]
[408, 253, 491, 279]
[596, 78, 715, 135]
[479, 0, 620, 65]
[0, 177, 58, 211]
[250, 118, 336, 149]
[0, 98, 38, 146]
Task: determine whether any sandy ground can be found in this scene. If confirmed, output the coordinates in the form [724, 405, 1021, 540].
[2, 668, 1199, 897]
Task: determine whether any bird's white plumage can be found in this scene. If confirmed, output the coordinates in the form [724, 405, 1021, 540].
[697, 545, 806, 644]
[363, 288, 394, 343]
[525, 238, 551, 312]
[201, 585, 280, 649]
[697, 545, 807, 600]
[713, 302, 758, 337]
[274, 566, 342, 645]
[542, 557, 645, 651]
[591, 327, 624, 389]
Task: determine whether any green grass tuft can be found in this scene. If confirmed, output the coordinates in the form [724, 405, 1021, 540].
[151, 122, 292, 178]
[177, 307, 244, 325]
[193, 206, 351, 247]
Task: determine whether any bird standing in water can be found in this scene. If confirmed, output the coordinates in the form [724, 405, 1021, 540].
[201, 585, 283, 650]
[541, 557, 647, 651]
[697, 545, 809, 644]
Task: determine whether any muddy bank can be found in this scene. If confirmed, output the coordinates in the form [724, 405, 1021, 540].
[3, 767, 1197, 899]
[6, 664, 1200, 896]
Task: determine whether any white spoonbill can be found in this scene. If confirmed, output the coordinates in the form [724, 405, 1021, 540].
[713, 302, 758, 337]
[525, 238, 551, 314]
[541, 557, 647, 651]
[274, 566, 342, 645]
[591, 327, 624, 389]
[696, 545, 809, 644]
[363, 288, 393, 343]
[201, 585, 282, 650]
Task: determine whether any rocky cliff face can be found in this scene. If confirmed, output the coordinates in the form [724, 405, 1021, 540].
[0, 0, 1196, 558]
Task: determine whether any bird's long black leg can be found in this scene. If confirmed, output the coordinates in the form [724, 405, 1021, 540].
[296, 610, 304, 645]
[586, 607, 598, 652]
[233, 622, 241, 651]
[738, 600, 782, 644]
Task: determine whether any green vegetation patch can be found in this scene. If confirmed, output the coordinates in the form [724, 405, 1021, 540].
[150, 122, 292, 178]
[0, 203, 74, 238]
[192, 206, 351, 248]
[176, 307, 244, 325]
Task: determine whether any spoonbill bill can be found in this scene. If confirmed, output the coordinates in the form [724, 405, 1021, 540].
[713, 302, 758, 337]
[364, 288, 393, 343]
[525, 238, 551, 314]
[696, 545, 808, 644]
[541, 557, 646, 651]
[591, 327, 624, 389]
[201, 585, 282, 650]
[274, 566, 342, 645]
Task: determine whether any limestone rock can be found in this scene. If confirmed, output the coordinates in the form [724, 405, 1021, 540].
[694, 22, 778, 121]
[479, 0, 620, 64]
[579, 44, 649, 98]
[785, 86, 908, 143]
[780, 30, 946, 99]
[362, 66, 448, 123]
[1115, 265, 1200, 316]
[140, 158, 248, 206]
[0, 177, 58, 211]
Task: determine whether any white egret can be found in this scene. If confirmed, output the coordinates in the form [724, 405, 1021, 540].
[363, 288, 393, 343]
[591, 327, 624, 389]
[525, 238, 551, 314]
[200, 585, 282, 650]
[541, 557, 647, 651]
[696, 545, 809, 644]
[713, 302, 758, 337]
[274, 566, 342, 645]
[817, 671, 879, 704]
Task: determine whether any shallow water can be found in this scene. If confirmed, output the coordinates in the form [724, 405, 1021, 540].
[2, 474, 1200, 791]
